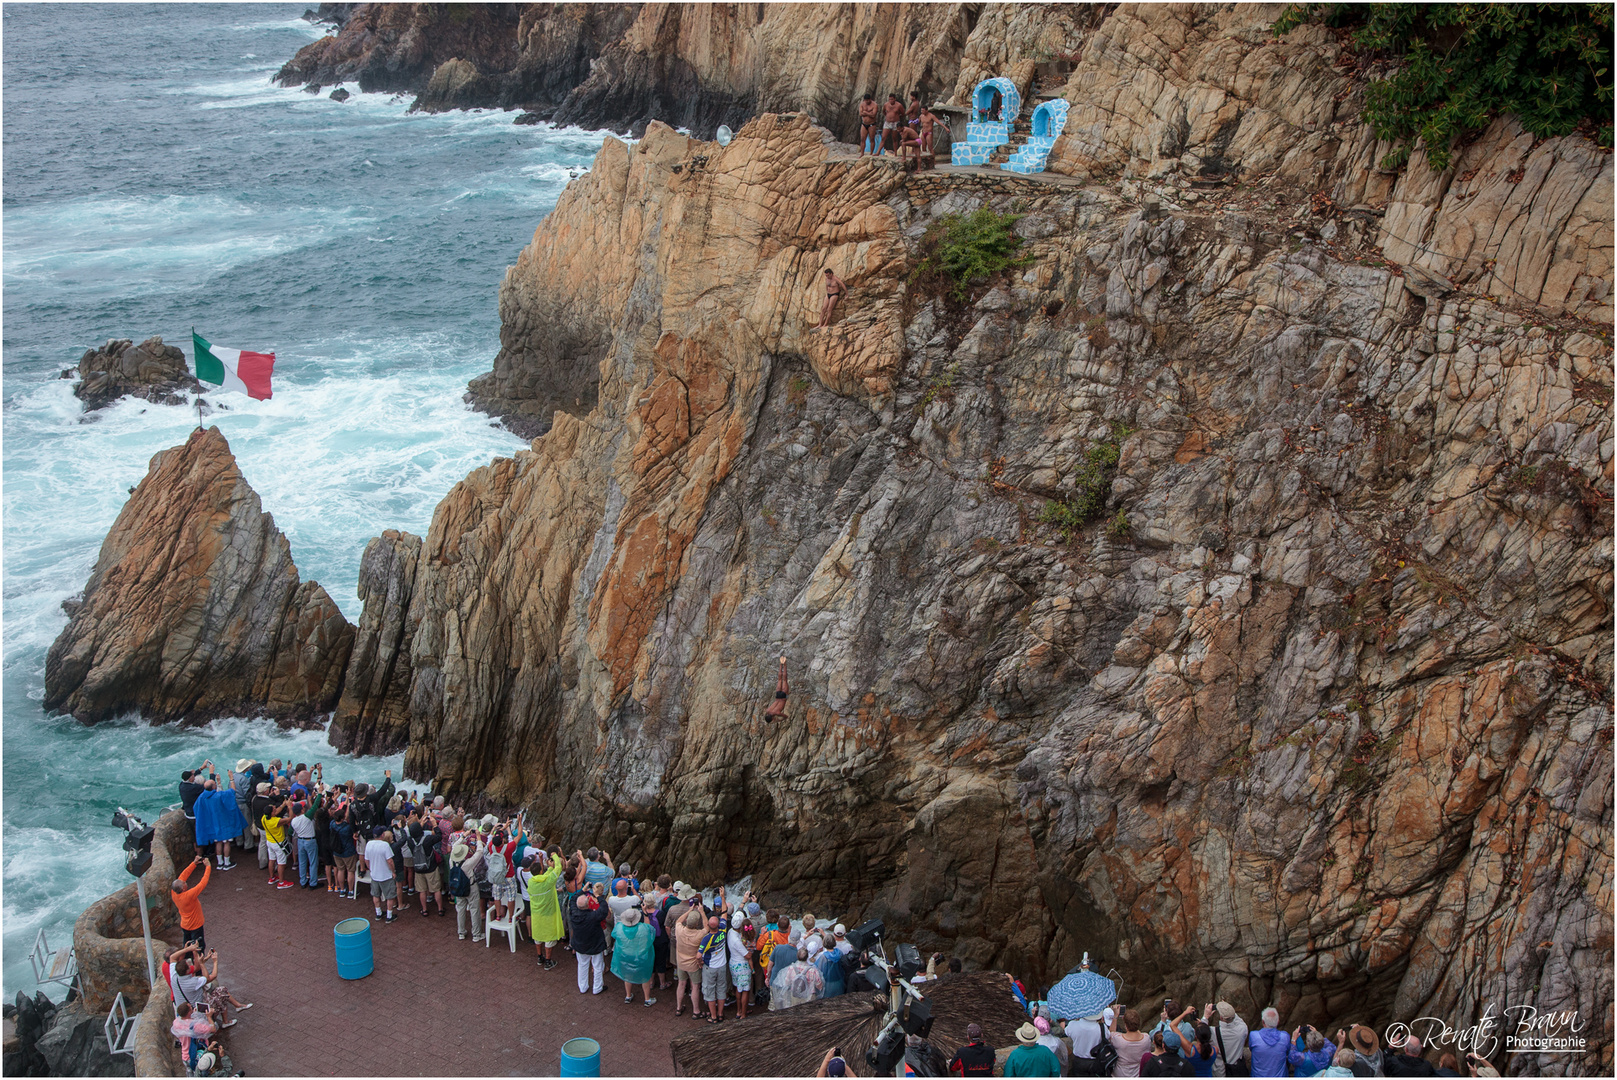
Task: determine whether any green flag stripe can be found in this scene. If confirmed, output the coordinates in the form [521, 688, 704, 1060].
[193, 332, 225, 386]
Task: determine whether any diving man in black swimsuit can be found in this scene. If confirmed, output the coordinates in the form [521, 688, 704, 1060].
[763, 656, 789, 723]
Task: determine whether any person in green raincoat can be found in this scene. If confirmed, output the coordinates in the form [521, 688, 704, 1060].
[611, 904, 656, 1005]
[528, 849, 564, 970]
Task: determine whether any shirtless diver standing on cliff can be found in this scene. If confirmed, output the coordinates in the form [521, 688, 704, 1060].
[859, 94, 879, 155]
[817, 268, 846, 330]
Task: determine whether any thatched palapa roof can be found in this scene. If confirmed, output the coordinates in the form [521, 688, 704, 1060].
[669, 971, 1028, 1076]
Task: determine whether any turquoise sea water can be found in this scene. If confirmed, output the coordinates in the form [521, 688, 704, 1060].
[2, 3, 605, 999]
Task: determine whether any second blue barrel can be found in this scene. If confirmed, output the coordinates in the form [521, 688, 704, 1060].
[560, 1037, 600, 1077]
[334, 917, 373, 979]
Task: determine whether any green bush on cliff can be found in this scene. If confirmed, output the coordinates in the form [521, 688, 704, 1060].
[911, 209, 1031, 300]
[1038, 426, 1128, 539]
[1273, 3, 1614, 169]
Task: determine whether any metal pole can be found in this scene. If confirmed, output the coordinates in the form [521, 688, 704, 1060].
[134, 877, 156, 988]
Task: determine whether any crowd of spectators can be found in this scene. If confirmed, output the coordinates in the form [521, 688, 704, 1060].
[173, 756, 1503, 1079]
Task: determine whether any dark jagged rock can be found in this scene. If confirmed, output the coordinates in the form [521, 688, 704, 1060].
[33, 1004, 132, 1078]
[329, 86, 351, 101]
[73, 337, 201, 412]
[45, 427, 354, 727]
[330, 529, 422, 756]
[275, 2, 637, 111]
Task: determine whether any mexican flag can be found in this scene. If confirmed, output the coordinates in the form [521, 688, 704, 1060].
[192, 331, 275, 400]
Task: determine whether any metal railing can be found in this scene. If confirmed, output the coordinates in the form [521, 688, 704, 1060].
[104, 992, 136, 1057]
[28, 927, 78, 992]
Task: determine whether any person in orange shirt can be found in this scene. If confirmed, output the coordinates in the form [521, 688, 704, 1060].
[173, 855, 211, 952]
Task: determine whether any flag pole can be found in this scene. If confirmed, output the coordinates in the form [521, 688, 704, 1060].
[192, 326, 204, 432]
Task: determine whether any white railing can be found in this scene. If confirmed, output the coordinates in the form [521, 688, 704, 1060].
[28, 927, 77, 992]
[104, 992, 136, 1057]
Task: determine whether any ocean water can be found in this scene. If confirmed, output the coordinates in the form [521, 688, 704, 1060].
[2, 4, 608, 1000]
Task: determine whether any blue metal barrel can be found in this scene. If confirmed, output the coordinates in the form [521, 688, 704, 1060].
[560, 1037, 601, 1077]
[333, 917, 373, 979]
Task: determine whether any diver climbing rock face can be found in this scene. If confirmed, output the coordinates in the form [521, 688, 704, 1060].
[763, 655, 789, 723]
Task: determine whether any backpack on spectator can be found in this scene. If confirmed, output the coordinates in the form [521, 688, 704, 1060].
[447, 863, 471, 898]
[411, 835, 437, 871]
[349, 797, 375, 839]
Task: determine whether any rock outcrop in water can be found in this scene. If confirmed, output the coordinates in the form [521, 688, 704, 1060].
[45, 427, 354, 726]
[275, 2, 640, 115]
[274, 2, 994, 138]
[345, 87, 1611, 1072]
[73, 336, 202, 412]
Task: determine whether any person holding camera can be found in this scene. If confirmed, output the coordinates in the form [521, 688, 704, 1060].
[170, 1001, 216, 1073]
[171, 855, 211, 952]
[1202, 1001, 1250, 1077]
[1289, 1025, 1338, 1074]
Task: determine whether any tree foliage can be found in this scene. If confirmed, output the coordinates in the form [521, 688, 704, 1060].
[1273, 3, 1613, 169]
[911, 209, 1031, 300]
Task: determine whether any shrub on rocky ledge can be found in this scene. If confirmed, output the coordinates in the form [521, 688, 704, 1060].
[911, 208, 1032, 300]
[1274, 2, 1615, 169]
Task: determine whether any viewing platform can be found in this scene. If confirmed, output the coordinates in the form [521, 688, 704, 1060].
[199, 875, 691, 1075]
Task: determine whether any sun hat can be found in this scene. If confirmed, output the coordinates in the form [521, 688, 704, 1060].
[256, 782, 271, 794]
[480, 813, 498, 828]
[806, 939, 823, 958]
[1216, 1002, 1236, 1022]
[1350, 1025, 1379, 1054]
[451, 842, 469, 863]
[235, 758, 253, 773]
[1017, 1023, 1039, 1045]
[672, 879, 687, 893]
[621, 907, 642, 925]
[195, 1050, 218, 1074]
[678, 884, 698, 901]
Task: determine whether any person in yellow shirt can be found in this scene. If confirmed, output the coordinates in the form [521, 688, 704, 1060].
[528, 850, 564, 970]
[260, 798, 292, 890]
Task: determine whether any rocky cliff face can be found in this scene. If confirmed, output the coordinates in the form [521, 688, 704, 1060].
[275, 2, 980, 138]
[1040, 5, 1613, 325]
[276, 2, 639, 114]
[333, 76, 1611, 1070]
[45, 427, 353, 725]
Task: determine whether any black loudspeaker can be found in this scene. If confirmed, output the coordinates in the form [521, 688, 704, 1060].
[867, 1028, 905, 1073]
[846, 919, 885, 953]
[902, 996, 934, 1036]
[894, 942, 923, 979]
[123, 824, 155, 878]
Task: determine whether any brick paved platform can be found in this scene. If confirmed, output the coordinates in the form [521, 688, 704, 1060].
[197, 868, 707, 1076]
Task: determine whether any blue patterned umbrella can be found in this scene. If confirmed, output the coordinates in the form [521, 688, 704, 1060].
[1045, 969, 1117, 1021]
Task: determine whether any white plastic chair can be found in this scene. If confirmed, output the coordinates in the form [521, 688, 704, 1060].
[485, 888, 526, 952]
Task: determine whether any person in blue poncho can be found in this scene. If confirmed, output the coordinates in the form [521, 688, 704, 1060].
[193, 780, 247, 870]
[813, 939, 845, 998]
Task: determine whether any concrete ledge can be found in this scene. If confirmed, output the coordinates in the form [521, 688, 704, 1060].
[73, 810, 190, 1015]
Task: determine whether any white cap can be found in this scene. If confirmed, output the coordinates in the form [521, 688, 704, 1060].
[834, 923, 846, 936]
